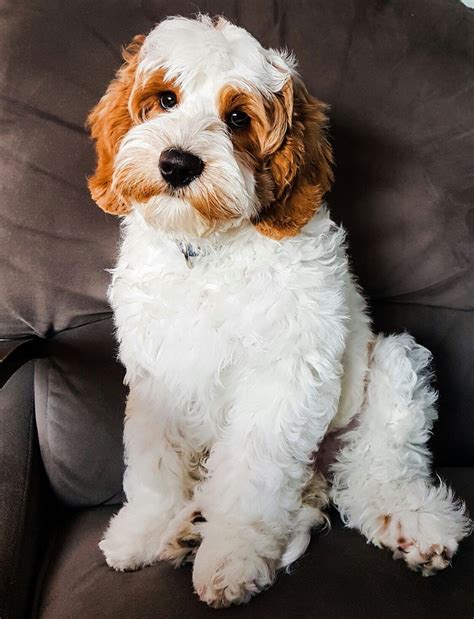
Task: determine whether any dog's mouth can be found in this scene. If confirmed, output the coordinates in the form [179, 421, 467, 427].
[113, 150, 247, 225]
[112, 168, 201, 205]
[162, 179, 201, 198]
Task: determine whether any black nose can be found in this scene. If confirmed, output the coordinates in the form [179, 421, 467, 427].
[159, 148, 204, 188]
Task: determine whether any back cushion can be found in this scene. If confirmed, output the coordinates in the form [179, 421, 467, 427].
[0, 0, 472, 504]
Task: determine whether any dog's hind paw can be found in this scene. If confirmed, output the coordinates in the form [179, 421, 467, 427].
[374, 503, 471, 576]
[158, 506, 205, 566]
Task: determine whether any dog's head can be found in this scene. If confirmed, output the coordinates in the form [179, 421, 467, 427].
[87, 16, 333, 238]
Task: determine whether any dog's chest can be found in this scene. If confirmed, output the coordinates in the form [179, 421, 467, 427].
[110, 214, 350, 403]
[110, 235, 296, 388]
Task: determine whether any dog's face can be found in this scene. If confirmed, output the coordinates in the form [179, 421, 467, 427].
[87, 16, 333, 239]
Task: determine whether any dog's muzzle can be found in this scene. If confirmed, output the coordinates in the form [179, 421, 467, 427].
[159, 148, 204, 188]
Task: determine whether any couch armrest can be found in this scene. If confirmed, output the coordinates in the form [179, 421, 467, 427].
[0, 338, 44, 388]
[0, 361, 45, 618]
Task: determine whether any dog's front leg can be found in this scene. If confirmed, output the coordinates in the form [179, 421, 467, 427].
[99, 381, 189, 571]
[191, 359, 340, 607]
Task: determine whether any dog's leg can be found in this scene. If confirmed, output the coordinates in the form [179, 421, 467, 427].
[190, 359, 340, 607]
[331, 334, 471, 576]
[99, 382, 191, 571]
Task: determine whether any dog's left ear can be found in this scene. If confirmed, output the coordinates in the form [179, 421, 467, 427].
[86, 34, 145, 215]
[255, 64, 333, 240]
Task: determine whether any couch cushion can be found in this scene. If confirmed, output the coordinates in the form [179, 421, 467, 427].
[34, 318, 126, 506]
[35, 468, 474, 618]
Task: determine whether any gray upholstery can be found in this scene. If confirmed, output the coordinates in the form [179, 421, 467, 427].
[0, 0, 472, 617]
[36, 470, 474, 619]
[0, 363, 40, 618]
[34, 319, 126, 506]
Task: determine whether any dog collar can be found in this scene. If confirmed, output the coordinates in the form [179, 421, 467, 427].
[177, 241, 201, 268]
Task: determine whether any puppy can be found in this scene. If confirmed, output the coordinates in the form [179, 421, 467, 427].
[87, 15, 471, 608]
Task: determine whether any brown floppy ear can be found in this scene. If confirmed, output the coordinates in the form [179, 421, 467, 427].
[255, 77, 333, 240]
[86, 35, 145, 215]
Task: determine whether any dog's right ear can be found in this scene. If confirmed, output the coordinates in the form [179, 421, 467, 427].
[86, 35, 145, 215]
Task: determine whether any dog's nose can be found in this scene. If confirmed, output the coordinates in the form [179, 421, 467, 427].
[159, 148, 204, 188]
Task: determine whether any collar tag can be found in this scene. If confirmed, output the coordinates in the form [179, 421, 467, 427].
[178, 241, 200, 268]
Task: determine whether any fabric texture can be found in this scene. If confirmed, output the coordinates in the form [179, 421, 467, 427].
[34, 318, 126, 506]
[0, 363, 41, 619]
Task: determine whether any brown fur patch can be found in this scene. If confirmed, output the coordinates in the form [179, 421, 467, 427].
[218, 82, 291, 169]
[379, 514, 392, 532]
[254, 78, 333, 239]
[159, 521, 202, 567]
[86, 35, 145, 214]
[189, 189, 238, 222]
[158, 509, 205, 567]
[218, 86, 263, 161]
[255, 183, 325, 240]
[217, 79, 333, 236]
[129, 68, 181, 123]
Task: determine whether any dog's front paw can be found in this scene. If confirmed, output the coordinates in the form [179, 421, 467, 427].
[99, 503, 169, 571]
[192, 526, 276, 608]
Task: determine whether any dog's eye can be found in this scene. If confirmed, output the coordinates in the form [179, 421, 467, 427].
[227, 110, 250, 129]
[159, 91, 177, 110]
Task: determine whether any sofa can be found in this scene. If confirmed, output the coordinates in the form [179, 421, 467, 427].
[1, 0, 473, 616]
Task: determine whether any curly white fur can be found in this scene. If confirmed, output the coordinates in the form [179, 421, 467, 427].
[95, 16, 471, 608]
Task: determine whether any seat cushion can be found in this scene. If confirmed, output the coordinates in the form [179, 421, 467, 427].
[35, 468, 474, 618]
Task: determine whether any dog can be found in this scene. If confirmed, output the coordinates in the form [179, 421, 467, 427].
[87, 15, 471, 608]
